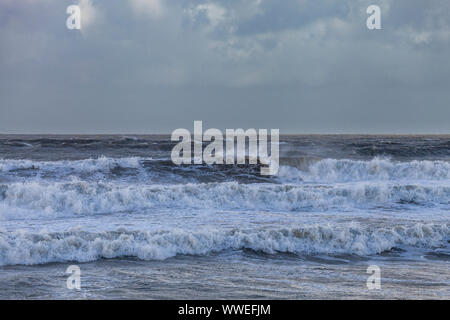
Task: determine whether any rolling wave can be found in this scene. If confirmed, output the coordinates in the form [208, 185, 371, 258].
[0, 157, 144, 175]
[0, 180, 449, 219]
[0, 223, 447, 266]
[1, 157, 450, 183]
[278, 157, 450, 182]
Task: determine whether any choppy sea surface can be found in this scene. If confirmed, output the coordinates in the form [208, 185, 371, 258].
[0, 134, 449, 299]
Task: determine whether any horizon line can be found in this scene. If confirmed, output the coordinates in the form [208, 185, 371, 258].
[1, 132, 450, 136]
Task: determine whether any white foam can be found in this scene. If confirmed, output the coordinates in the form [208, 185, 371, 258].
[278, 157, 450, 183]
[0, 180, 449, 219]
[0, 156, 144, 174]
[0, 223, 447, 266]
[2, 157, 450, 184]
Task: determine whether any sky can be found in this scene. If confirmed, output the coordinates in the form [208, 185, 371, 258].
[0, 0, 449, 134]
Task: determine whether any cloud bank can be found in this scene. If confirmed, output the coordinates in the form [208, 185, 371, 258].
[0, 0, 449, 133]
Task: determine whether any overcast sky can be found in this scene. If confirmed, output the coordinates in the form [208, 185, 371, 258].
[1, 0, 449, 134]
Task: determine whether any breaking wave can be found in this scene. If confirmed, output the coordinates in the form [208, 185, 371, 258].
[0, 180, 449, 219]
[1, 157, 450, 186]
[0, 223, 448, 266]
[0, 157, 144, 175]
[278, 157, 450, 183]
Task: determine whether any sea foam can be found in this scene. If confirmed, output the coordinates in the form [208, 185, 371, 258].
[0, 223, 448, 266]
[1, 180, 449, 219]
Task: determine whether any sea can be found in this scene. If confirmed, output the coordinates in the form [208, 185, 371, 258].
[0, 134, 449, 299]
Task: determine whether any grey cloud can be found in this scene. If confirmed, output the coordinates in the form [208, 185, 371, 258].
[0, 0, 449, 133]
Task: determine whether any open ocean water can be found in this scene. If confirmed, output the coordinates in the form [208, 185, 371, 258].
[0, 134, 449, 299]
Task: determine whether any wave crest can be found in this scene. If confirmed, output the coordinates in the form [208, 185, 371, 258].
[279, 157, 450, 183]
[1, 180, 449, 219]
[0, 223, 447, 266]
